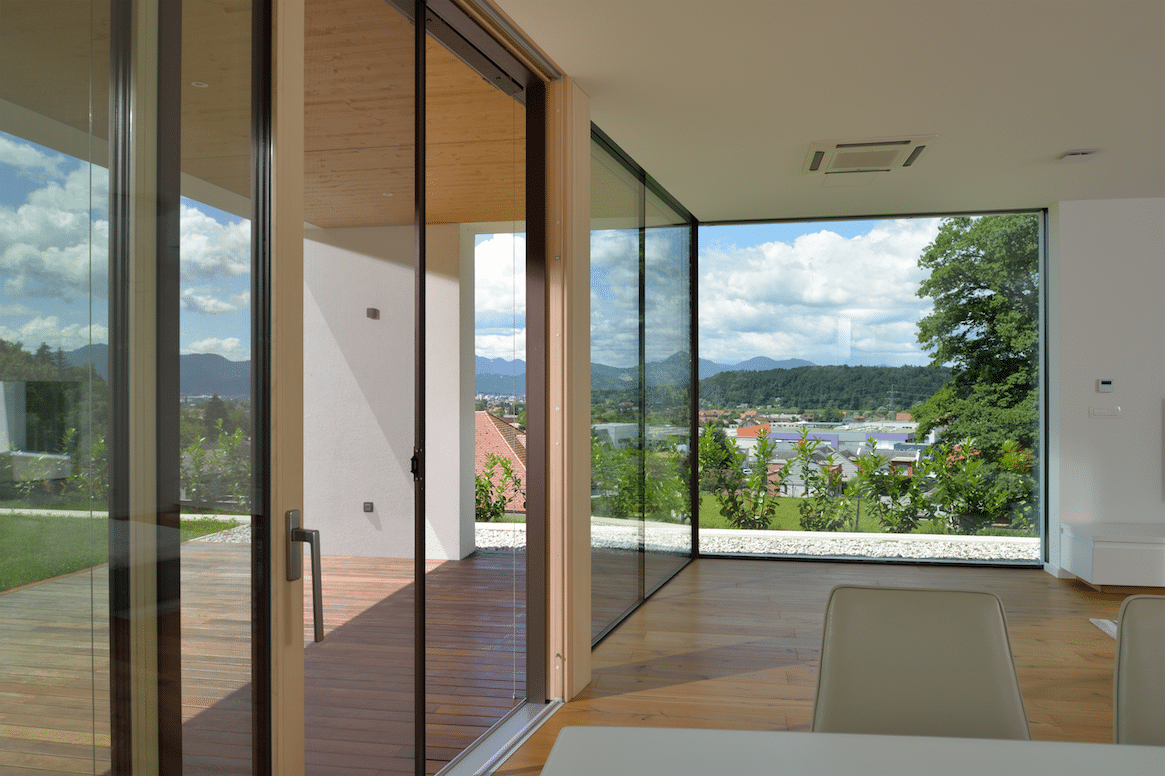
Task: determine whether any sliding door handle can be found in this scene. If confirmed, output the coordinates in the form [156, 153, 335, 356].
[286, 510, 324, 642]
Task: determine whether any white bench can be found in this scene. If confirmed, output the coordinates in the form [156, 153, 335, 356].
[1060, 522, 1165, 588]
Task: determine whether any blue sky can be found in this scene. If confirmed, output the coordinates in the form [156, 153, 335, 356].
[477, 216, 942, 369]
[0, 129, 252, 361]
[3, 128, 941, 371]
[698, 219, 941, 368]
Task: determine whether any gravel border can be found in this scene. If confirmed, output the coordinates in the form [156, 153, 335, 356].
[198, 521, 1039, 562]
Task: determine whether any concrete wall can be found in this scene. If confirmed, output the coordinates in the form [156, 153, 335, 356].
[1045, 197, 1165, 575]
[303, 223, 473, 560]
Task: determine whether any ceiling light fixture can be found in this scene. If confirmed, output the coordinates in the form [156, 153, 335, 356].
[802, 135, 937, 175]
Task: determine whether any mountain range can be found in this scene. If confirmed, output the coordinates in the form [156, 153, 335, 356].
[62, 345, 812, 399]
[477, 353, 814, 395]
[65, 344, 252, 397]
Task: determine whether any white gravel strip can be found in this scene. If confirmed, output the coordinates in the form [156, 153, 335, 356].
[192, 520, 1038, 562]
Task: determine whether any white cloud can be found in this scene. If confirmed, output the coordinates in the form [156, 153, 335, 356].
[474, 233, 526, 317]
[0, 164, 110, 302]
[475, 330, 526, 362]
[0, 135, 64, 180]
[0, 315, 108, 352]
[699, 219, 940, 366]
[474, 233, 526, 360]
[181, 287, 249, 315]
[0, 301, 34, 316]
[180, 204, 250, 279]
[185, 336, 247, 360]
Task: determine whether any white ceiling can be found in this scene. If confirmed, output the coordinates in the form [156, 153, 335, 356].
[494, 0, 1165, 222]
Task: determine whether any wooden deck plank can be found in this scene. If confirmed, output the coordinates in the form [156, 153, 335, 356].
[0, 539, 527, 775]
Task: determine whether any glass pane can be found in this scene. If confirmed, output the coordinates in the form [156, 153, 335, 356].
[0, 0, 110, 771]
[428, 19, 528, 770]
[302, 0, 417, 772]
[179, 1, 254, 772]
[589, 143, 644, 639]
[643, 191, 691, 592]
[697, 217, 1041, 564]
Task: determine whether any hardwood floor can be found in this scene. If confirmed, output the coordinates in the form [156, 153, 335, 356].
[0, 540, 526, 775]
[495, 558, 1140, 775]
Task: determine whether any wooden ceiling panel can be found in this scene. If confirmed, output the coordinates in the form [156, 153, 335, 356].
[181, 0, 253, 198]
[305, 0, 527, 228]
[2, 0, 528, 229]
[0, 0, 111, 139]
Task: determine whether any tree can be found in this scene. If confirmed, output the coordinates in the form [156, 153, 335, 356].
[475, 452, 524, 521]
[913, 214, 1039, 453]
[784, 427, 853, 532]
[203, 394, 229, 442]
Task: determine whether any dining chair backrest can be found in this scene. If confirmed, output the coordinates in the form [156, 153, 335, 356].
[812, 585, 1030, 740]
[1114, 594, 1165, 745]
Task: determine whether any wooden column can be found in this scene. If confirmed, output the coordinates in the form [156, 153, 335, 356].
[545, 76, 592, 701]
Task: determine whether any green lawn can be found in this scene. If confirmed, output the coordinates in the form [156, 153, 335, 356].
[0, 513, 240, 592]
[697, 494, 1031, 536]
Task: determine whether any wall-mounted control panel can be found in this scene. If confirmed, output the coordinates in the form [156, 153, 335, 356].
[1097, 379, 1114, 393]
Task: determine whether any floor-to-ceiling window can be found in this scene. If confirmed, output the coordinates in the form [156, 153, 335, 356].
[589, 128, 696, 642]
[696, 215, 1042, 565]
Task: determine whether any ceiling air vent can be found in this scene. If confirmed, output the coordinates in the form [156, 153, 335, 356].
[802, 135, 937, 175]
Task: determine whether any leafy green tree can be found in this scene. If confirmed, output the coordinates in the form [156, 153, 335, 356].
[784, 427, 853, 532]
[698, 427, 780, 530]
[203, 394, 229, 442]
[849, 440, 927, 533]
[475, 452, 524, 521]
[913, 214, 1039, 452]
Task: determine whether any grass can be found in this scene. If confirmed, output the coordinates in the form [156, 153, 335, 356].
[697, 493, 1034, 536]
[0, 512, 240, 592]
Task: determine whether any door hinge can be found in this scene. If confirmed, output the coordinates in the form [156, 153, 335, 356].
[410, 448, 424, 481]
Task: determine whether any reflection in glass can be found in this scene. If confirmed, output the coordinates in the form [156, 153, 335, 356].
[643, 191, 692, 592]
[0, 0, 110, 769]
[590, 144, 645, 640]
[178, 1, 255, 771]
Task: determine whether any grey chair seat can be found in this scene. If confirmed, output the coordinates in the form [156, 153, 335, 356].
[811, 585, 1030, 740]
[1114, 594, 1165, 745]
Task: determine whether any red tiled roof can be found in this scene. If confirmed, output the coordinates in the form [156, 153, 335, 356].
[475, 411, 527, 512]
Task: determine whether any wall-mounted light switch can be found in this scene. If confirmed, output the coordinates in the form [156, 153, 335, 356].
[363, 502, 374, 512]
[1097, 379, 1114, 393]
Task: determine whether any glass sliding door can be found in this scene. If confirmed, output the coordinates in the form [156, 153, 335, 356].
[589, 129, 695, 642]
[3, 1, 269, 772]
[426, 4, 530, 764]
[0, 1, 111, 772]
[302, 0, 419, 772]
[589, 140, 645, 640]
[643, 191, 693, 593]
[177, 1, 257, 773]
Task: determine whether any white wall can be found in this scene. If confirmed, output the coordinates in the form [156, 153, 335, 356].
[303, 223, 473, 560]
[1045, 198, 1165, 575]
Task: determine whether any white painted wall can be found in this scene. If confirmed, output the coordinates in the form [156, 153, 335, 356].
[1045, 197, 1165, 575]
[303, 223, 473, 560]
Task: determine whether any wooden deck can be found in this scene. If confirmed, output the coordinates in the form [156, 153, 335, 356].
[0, 539, 526, 775]
[496, 558, 1142, 775]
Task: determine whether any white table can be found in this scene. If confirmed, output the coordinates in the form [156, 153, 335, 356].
[539, 726, 1163, 775]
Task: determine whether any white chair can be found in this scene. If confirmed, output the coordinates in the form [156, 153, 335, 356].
[1114, 594, 1165, 745]
[812, 585, 1030, 740]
